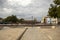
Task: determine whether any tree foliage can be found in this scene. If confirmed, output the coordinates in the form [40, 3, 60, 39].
[4, 15, 18, 23]
[33, 18, 37, 24]
[54, 0, 60, 5]
[19, 18, 24, 24]
[48, 0, 60, 18]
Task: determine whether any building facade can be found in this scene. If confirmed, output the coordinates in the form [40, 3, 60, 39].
[41, 16, 58, 24]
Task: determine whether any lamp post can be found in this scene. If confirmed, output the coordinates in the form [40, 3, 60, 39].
[32, 16, 34, 27]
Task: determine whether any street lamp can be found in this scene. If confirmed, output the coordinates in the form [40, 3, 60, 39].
[32, 16, 34, 27]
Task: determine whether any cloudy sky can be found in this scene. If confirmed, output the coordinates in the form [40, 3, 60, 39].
[0, 0, 53, 21]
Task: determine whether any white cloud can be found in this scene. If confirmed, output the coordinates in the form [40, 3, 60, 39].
[0, 0, 53, 20]
[7, 0, 32, 6]
[3, 8, 13, 13]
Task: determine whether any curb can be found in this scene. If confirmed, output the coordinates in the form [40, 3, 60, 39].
[17, 28, 28, 40]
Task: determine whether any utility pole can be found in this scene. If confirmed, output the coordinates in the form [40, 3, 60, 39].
[32, 16, 34, 27]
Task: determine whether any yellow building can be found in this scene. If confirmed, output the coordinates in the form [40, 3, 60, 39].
[41, 17, 45, 23]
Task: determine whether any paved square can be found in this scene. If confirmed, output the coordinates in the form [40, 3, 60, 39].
[0, 27, 26, 40]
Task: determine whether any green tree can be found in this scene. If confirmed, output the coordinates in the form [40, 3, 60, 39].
[54, 0, 60, 5]
[48, 0, 60, 18]
[19, 18, 24, 24]
[4, 15, 18, 23]
[33, 18, 37, 24]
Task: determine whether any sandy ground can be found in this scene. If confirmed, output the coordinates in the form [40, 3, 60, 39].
[21, 27, 60, 40]
[0, 27, 26, 40]
[0, 26, 60, 40]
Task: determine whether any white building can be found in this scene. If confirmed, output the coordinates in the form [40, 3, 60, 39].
[41, 16, 58, 24]
[51, 18, 58, 24]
